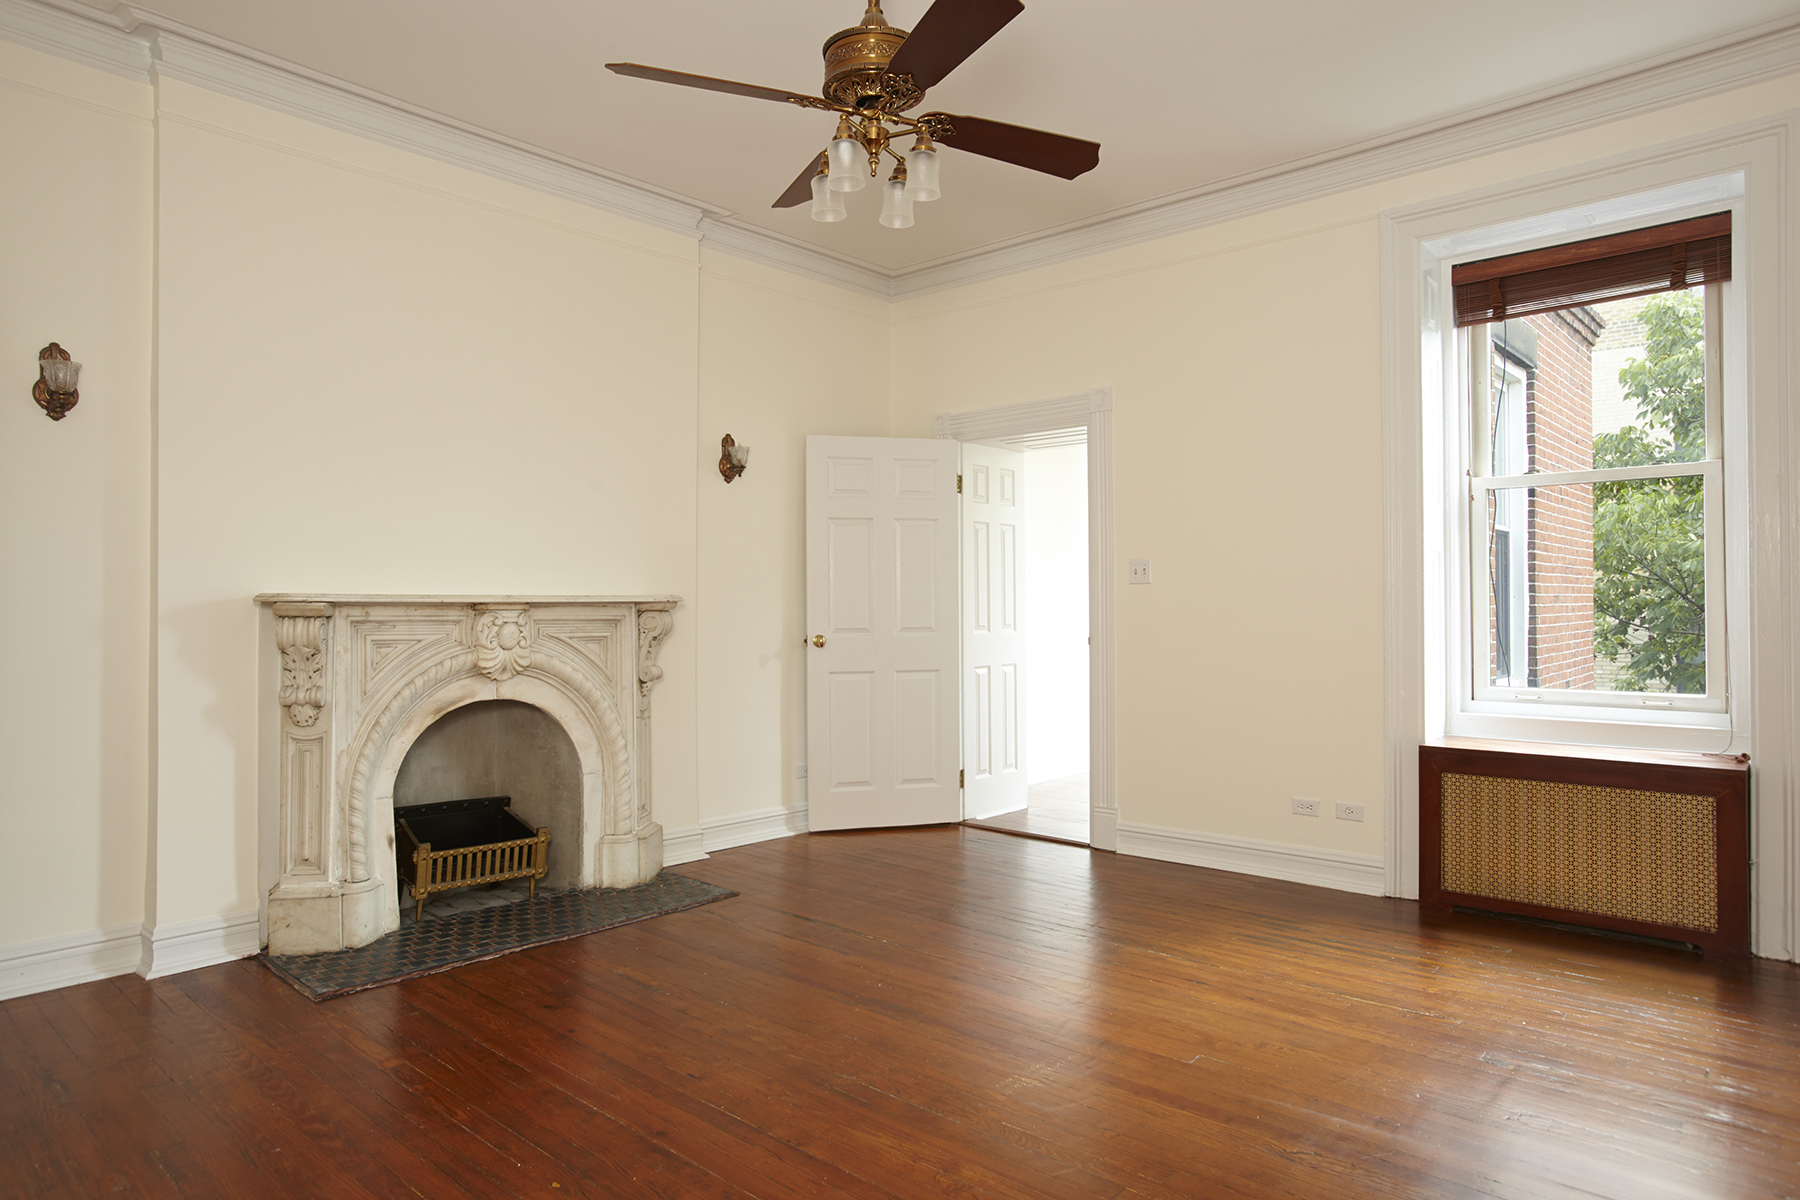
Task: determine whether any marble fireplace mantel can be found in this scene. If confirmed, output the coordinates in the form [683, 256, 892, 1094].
[254, 594, 680, 955]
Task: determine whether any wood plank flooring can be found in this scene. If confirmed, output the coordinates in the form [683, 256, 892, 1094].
[5, 827, 1800, 1199]
[964, 772, 1091, 845]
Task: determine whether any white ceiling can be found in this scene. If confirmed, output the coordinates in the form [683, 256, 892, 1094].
[78, 0, 1800, 273]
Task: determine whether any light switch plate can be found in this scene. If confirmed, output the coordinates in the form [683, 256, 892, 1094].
[1129, 558, 1152, 584]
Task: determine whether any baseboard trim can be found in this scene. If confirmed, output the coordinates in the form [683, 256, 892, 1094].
[138, 910, 261, 980]
[1116, 822, 1386, 896]
[0, 922, 142, 1001]
[1090, 806, 1120, 852]
[702, 804, 808, 853]
[661, 824, 709, 866]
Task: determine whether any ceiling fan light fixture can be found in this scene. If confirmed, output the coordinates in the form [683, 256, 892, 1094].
[903, 135, 940, 202]
[879, 165, 914, 228]
[810, 170, 847, 222]
[827, 118, 867, 192]
[611, 0, 1100, 229]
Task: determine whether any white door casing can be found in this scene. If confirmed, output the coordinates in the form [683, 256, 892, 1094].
[961, 443, 1028, 820]
[933, 387, 1116, 851]
[805, 435, 962, 830]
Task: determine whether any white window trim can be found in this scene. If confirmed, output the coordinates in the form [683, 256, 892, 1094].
[1378, 124, 1799, 964]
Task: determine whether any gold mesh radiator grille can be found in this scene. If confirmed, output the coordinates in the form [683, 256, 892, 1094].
[1439, 773, 1718, 933]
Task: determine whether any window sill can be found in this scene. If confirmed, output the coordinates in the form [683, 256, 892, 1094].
[1446, 704, 1739, 756]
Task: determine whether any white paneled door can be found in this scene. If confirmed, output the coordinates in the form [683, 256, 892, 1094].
[960, 442, 1028, 820]
[805, 435, 961, 830]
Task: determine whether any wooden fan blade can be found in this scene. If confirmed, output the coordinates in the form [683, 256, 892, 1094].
[926, 113, 1099, 180]
[884, 0, 1023, 90]
[774, 152, 828, 209]
[605, 63, 818, 107]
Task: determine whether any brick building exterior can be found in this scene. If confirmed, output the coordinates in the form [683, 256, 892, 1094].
[1486, 306, 1600, 690]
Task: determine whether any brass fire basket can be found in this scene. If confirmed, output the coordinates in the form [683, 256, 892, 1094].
[394, 796, 550, 922]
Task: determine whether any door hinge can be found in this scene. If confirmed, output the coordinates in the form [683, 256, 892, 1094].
[959, 769, 964, 788]
[956, 474, 962, 493]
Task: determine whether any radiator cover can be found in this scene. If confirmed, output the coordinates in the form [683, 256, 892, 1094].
[1421, 739, 1750, 957]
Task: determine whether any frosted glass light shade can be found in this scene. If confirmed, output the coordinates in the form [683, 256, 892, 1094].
[39, 358, 80, 392]
[903, 146, 940, 201]
[810, 173, 846, 222]
[827, 137, 866, 192]
[879, 177, 914, 228]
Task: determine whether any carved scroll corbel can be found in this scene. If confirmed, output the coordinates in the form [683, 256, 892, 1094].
[274, 606, 330, 727]
[636, 608, 674, 715]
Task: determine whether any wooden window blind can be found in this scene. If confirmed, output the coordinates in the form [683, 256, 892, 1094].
[1452, 212, 1731, 328]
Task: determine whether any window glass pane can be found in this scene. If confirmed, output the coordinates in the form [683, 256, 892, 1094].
[1478, 284, 1706, 475]
[1484, 478, 1705, 694]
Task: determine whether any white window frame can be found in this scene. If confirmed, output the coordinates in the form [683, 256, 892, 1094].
[1484, 354, 1530, 688]
[1382, 130, 1797, 954]
[1462, 286, 1726, 714]
[1424, 181, 1748, 752]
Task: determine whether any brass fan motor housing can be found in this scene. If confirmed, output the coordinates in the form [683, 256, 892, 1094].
[822, 1, 920, 111]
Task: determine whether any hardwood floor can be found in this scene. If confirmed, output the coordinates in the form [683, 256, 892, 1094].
[964, 772, 1091, 845]
[6, 827, 1800, 1199]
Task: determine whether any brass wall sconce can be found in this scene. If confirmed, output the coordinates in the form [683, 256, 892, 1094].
[719, 434, 750, 483]
[33, 344, 80, 421]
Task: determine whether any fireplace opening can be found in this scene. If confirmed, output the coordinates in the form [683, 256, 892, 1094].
[393, 700, 583, 903]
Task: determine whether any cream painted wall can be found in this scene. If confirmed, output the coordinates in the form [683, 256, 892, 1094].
[151, 80, 702, 931]
[695, 251, 889, 833]
[6, 23, 1800, 982]
[0, 43, 152, 948]
[890, 70, 1800, 865]
[896, 224, 1387, 858]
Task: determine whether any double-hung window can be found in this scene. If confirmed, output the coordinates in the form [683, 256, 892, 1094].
[1449, 212, 1733, 736]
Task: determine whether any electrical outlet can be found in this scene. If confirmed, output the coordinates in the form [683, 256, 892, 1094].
[1336, 802, 1364, 822]
[796, 763, 808, 779]
[1129, 558, 1153, 584]
[1291, 797, 1321, 817]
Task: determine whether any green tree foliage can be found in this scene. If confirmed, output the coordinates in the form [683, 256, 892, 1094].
[1591, 291, 1705, 692]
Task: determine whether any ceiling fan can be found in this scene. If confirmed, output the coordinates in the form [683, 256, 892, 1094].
[605, 0, 1099, 228]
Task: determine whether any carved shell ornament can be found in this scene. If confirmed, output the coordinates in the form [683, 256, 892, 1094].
[474, 610, 534, 681]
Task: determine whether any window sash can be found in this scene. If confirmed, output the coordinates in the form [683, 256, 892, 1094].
[1457, 282, 1724, 714]
[1468, 460, 1723, 711]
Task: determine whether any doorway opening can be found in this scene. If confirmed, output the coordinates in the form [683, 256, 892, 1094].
[962, 436, 1090, 845]
[799, 391, 1115, 845]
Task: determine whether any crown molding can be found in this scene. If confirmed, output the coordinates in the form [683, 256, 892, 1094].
[0, 0, 900, 293]
[697, 216, 892, 295]
[144, 27, 717, 241]
[4, 0, 1798, 302]
[0, 0, 146, 78]
[887, 16, 1800, 297]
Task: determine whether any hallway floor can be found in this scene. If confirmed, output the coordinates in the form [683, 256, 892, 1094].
[963, 771, 1089, 845]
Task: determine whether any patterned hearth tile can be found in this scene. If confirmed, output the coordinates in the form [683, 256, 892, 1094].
[260, 871, 736, 1001]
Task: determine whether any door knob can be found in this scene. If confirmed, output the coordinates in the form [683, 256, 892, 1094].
[811, 634, 826, 648]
